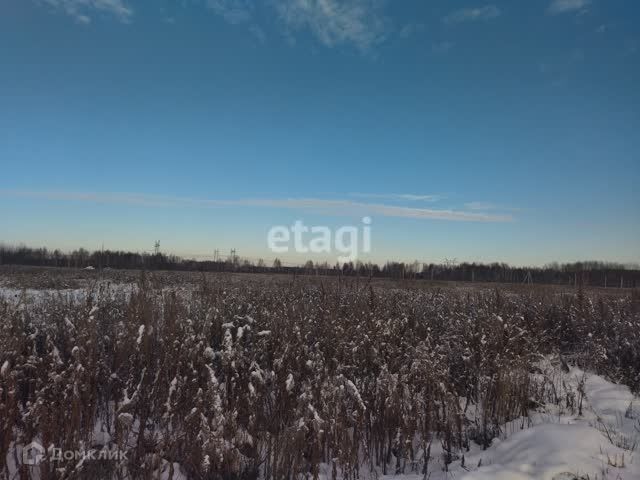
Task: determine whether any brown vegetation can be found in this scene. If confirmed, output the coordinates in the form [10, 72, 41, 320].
[0, 273, 638, 479]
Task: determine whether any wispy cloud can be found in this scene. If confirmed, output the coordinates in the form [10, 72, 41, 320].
[273, 0, 389, 51]
[349, 193, 444, 202]
[36, 0, 388, 51]
[39, 0, 133, 23]
[465, 201, 497, 210]
[547, 0, 590, 15]
[202, 0, 389, 51]
[206, 0, 252, 25]
[443, 5, 501, 24]
[0, 190, 513, 222]
[464, 201, 520, 212]
[203, 1, 267, 44]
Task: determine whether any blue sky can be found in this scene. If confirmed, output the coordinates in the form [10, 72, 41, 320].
[1, 0, 639, 266]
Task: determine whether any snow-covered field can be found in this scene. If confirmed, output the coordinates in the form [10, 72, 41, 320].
[8, 357, 633, 479]
[314, 359, 640, 480]
[446, 363, 639, 480]
[1, 274, 638, 479]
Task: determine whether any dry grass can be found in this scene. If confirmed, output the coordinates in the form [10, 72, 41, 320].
[0, 272, 638, 479]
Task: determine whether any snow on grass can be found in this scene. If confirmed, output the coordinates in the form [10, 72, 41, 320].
[3, 345, 637, 480]
[0, 282, 135, 305]
[458, 365, 639, 480]
[371, 363, 640, 480]
[460, 423, 633, 479]
[0, 359, 9, 377]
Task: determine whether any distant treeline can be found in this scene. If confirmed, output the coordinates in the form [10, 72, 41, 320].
[0, 244, 638, 288]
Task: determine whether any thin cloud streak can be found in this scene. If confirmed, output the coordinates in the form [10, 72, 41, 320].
[39, 0, 133, 23]
[443, 5, 501, 24]
[1, 190, 513, 222]
[547, 0, 590, 15]
[465, 201, 497, 210]
[465, 201, 520, 212]
[349, 193, 444, 202]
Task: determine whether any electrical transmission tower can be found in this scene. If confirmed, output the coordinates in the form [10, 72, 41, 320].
[154, 241, 160, 255]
